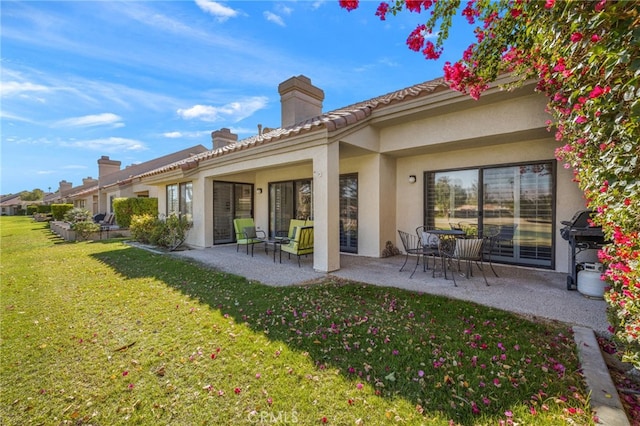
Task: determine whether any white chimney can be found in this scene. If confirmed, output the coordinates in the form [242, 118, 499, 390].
[278, 75, 324, 128]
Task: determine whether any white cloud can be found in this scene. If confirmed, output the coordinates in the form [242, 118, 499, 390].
[61, 165, 89, 170]
[275, 4, 293, 15]
[311, 1, 327, 10]
[177, 96, 268, 123]
[0, 81, 50, 97]
[194, 0, 239, 22]
[60, 137, 147, 153]
[163, 131, 183, 138]
[162, 130, 211, 138]
[264, 11, 285, 27]
[54, 113, 124, 128]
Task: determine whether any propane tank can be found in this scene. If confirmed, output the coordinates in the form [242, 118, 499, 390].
[577, 263, 605, 299]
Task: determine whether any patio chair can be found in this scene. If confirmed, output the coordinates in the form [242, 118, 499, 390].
[280, 225, 314, 267]
[415, 226, 441, 275]
[276, 219, 307, 241]
[397, 230, 423, 278]
[440, 237, 489, 286]
[233, 218, 267, 256]
[480, 225, 500, 277]
[494, 224, 518, 256]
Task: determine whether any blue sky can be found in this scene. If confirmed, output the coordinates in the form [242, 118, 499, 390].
[1, 0, 475, 195]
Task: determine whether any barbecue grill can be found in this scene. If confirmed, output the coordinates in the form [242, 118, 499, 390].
[560, 210, 608, 290]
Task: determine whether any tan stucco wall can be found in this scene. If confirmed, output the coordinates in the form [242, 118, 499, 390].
[394, 138, 585, 273]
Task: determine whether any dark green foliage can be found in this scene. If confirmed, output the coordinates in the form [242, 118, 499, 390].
[113, 197, 158, 228]
[51, 204, 73, 221]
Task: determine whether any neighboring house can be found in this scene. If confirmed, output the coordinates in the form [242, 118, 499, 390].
[66, 145, 209, 215]
[133, 74, 586, 275]
[0, 194, 23, 215]
[1, 193, 54, 215]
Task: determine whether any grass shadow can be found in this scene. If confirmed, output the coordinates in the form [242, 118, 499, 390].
[90, 244, 591, 424]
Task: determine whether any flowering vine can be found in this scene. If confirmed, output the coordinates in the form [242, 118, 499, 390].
[341, 0, 639, 368]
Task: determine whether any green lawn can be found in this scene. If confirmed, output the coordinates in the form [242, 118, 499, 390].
[0, 216, 595, 425]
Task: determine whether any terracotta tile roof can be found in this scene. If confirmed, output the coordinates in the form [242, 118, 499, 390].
[139, 78, 449, 178]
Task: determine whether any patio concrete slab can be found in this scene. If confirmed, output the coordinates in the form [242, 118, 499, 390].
[171, 244, 609, 334]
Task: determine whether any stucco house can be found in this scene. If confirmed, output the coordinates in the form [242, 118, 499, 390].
[132, 74, 586, 275]
[66, 145, 208, 216]
[0, 194, 24, 216]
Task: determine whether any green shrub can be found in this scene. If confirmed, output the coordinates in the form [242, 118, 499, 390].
[130, 213, 191, 250]
[129, 214, 160, 244]
[113, 198, 158, 228]
[71, 221, 101, 241]
[51, 204, 73, 221]
[37, 205, 52, 213]
[64, 207, 93, 224]
[26, 205, 38, 215]
[154, 213, 192, 251]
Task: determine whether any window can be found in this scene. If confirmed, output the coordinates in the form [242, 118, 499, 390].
[340, 174, 358, 253]
[425, 162, 554, 268]
[166, 182, 193, 218]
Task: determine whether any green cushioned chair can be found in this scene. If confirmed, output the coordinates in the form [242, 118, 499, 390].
[276, 219, 307, 241]
[280, 225, 314, 267]
[233, 218, 267, 256]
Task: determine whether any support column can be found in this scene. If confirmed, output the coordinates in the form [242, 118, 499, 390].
[312, 142, 340, 272]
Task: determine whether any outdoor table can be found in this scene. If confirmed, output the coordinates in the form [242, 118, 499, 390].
[267, 238, 289, 263]
[423, 229, 465, 279]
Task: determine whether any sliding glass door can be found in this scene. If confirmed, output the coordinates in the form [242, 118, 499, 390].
[269, 179, 312, 238]
[213, 182, 253, 244]
[425, 162, 554, 268]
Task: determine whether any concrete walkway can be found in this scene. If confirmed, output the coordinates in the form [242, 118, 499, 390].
[162, 244, 627, 425]
[171, 244, 610, 333]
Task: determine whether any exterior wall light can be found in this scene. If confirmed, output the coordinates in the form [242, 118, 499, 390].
[408, 175, 417, 184]
[256, 188, 263, 194]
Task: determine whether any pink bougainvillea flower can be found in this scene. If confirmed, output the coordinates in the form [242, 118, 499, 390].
[122, 371, 129, 376]
[407, 25, 427, 51]
[339, 0, 359, 11]
[375, 2, 389, 20]
[356, 382, 364, 389]
[545, 0, 555, 8]
[234, 387, 242, 394]
[570, 32, 583, 42]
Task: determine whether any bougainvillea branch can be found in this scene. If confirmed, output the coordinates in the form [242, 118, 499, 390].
[341, 0, 639, 368]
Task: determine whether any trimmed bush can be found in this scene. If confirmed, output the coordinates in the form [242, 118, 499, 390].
[129, 214, 160, 244]
[113, 197, 158, 229]
[130, 213, 192, 251]
[72, 221, 101, 241]
[51, 204, 73, 221]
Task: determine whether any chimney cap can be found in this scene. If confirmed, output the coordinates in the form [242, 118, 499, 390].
[278, 75, 324, 101]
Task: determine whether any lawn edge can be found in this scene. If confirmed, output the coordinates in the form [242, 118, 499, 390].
[573, 326, 629, 425]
